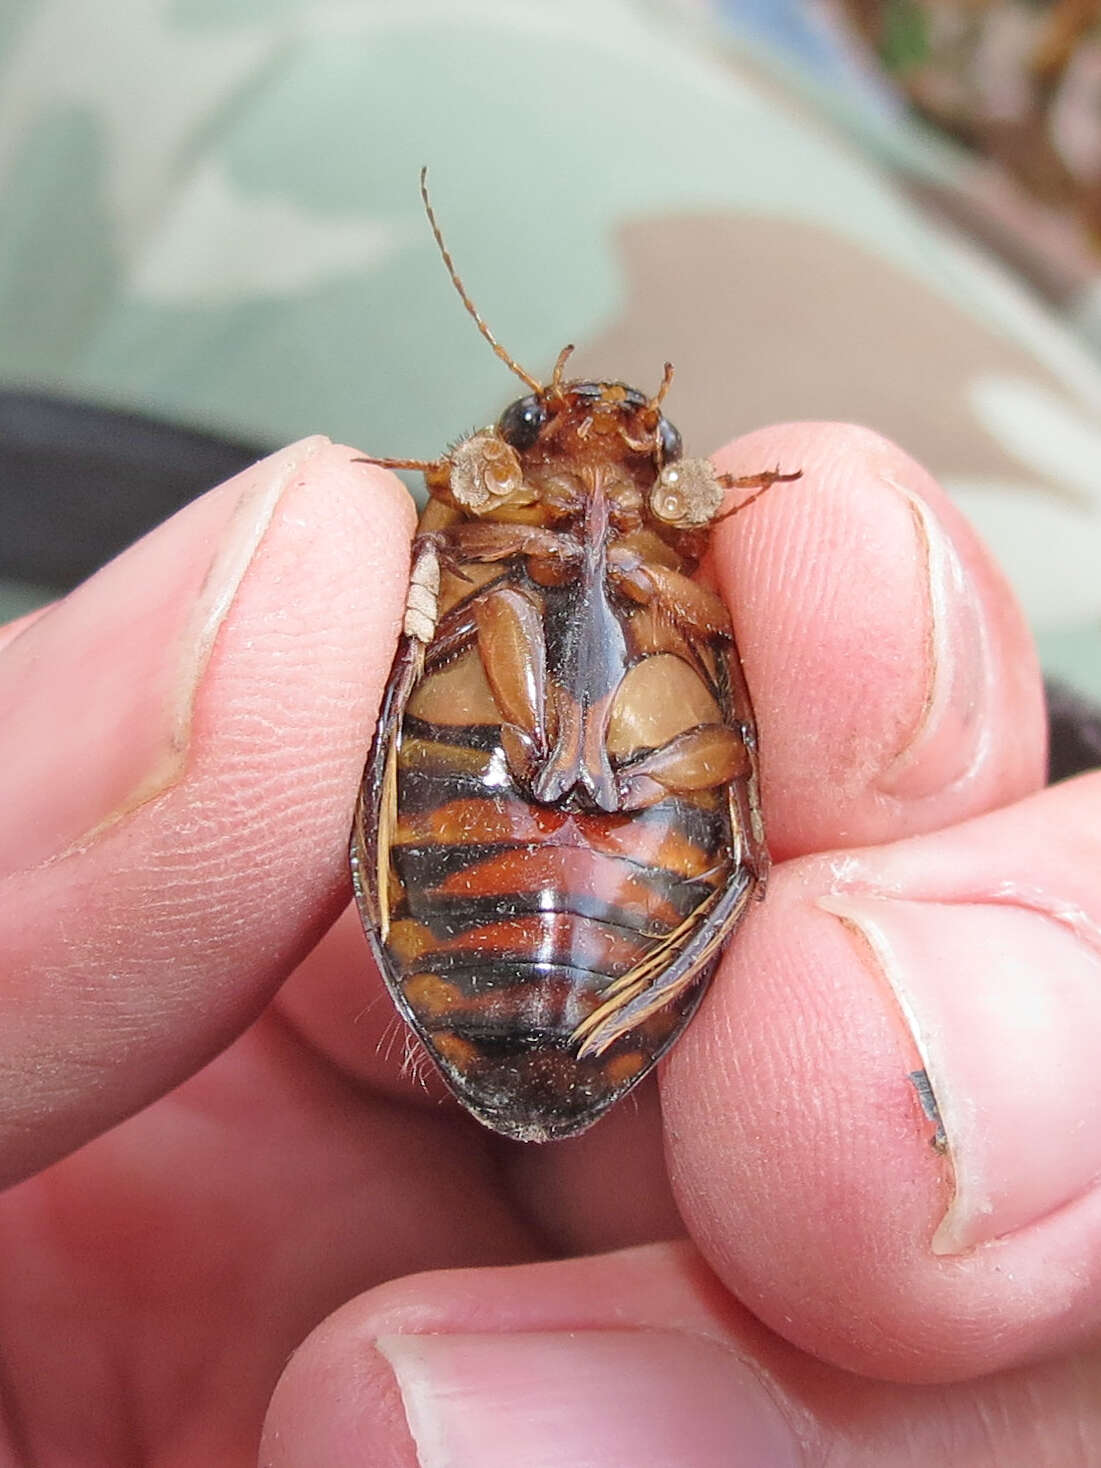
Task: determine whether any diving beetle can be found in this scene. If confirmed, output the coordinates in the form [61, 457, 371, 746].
[351, 173, 798, 1141]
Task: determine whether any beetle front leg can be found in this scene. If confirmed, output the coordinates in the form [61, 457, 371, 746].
[718, 467, 802, 519]
[735, 714, 770, 891]
[402, 539, 443, 645]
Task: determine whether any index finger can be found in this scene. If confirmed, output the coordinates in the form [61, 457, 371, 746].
[711, 421, 1046, 860]
[515, 422, 1052, 1355]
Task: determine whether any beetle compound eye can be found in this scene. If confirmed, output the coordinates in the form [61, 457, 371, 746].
[497, 393, 548, 451]
[650, 459, 724, 528]
[656, 415, 682, 464]
[450, 432, 526, 514]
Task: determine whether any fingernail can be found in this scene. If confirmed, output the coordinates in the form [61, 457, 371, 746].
[875, 480, 992, 800]
[819, 891, 1101, 1254]
[0, 436, 326, 874]
[377, 1330, 800, 1468]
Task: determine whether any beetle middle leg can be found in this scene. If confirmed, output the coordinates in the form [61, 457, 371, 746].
[445, 520, 580, 570]
[607, 549, 732, 640]
[721, 640, 770, 889]
[421, 520, 576, 670]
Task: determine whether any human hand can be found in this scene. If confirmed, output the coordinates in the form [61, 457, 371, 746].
[1, 426, 1095, 1466]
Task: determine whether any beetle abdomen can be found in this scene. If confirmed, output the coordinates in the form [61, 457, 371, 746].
[375, 708, 735, 1140]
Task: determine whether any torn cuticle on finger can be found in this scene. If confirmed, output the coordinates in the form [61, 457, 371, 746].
[873, 475, 993, 802]
[816, 889, 957, 1178]
[907, 1067, 948, 1153]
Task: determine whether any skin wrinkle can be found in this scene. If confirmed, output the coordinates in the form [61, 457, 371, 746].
[812, 1347, 1101, 1468]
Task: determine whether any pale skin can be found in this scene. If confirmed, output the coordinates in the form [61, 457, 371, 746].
[0, 420, 1098, 1466]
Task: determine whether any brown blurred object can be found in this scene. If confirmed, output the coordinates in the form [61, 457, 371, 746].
[843, 0, 1101, 251]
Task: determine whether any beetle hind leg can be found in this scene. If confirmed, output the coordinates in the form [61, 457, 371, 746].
[615, 723, 750, 811]
[473, 584, 553, 785]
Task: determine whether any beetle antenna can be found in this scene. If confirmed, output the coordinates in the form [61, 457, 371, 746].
[420, 167, 543, 395]
[353, 453, 446, 472]
[651, 360, 674, 410]
[550, 343, 575, 393]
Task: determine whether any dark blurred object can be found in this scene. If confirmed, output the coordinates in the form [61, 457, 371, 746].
[1047, 678, 1101, 781]
[0, 390, 265, 589]
[0, 389, 1096, 781]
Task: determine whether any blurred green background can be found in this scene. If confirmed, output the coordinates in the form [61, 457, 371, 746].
[1, 0, 1098, 700]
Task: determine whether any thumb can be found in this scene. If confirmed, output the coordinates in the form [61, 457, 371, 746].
[0, 438, 412, 1186]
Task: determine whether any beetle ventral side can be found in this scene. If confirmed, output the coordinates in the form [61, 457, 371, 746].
[350, 173, 799, 1142]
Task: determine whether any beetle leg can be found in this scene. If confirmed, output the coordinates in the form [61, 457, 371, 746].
[402, 540, 442, 645]
[717, 467, 802, 519]
[720, 643, 770, 890]
[445, 520, 580, 568]
[572, 867, 756, 1059]
[421, 611, 480, 673]
[616, 723, 750, 810]
[352, 632, 424, 946]
[402, 530, 512, 654]
[607, 549, 731, 639]
[731, 716, 767, 890]
[473, 585, 551, 782]
[354, 452, 449, 473]
[421, 558, 559, 673]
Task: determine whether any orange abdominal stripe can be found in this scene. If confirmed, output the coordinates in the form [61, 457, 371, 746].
[413, 913, 650, 974]
[393, 797, 718, 879]
[432, 846, 685, 921]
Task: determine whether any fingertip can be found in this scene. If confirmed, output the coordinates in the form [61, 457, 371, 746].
[263, 1316, 418, 1468]
[709, 421, 1045, 858]
[261, 1256, 801, 1468]
[265, 1244, 1101, 1467]
[664, 856, 945, 1378]
[664, 777, 1101, 1381]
